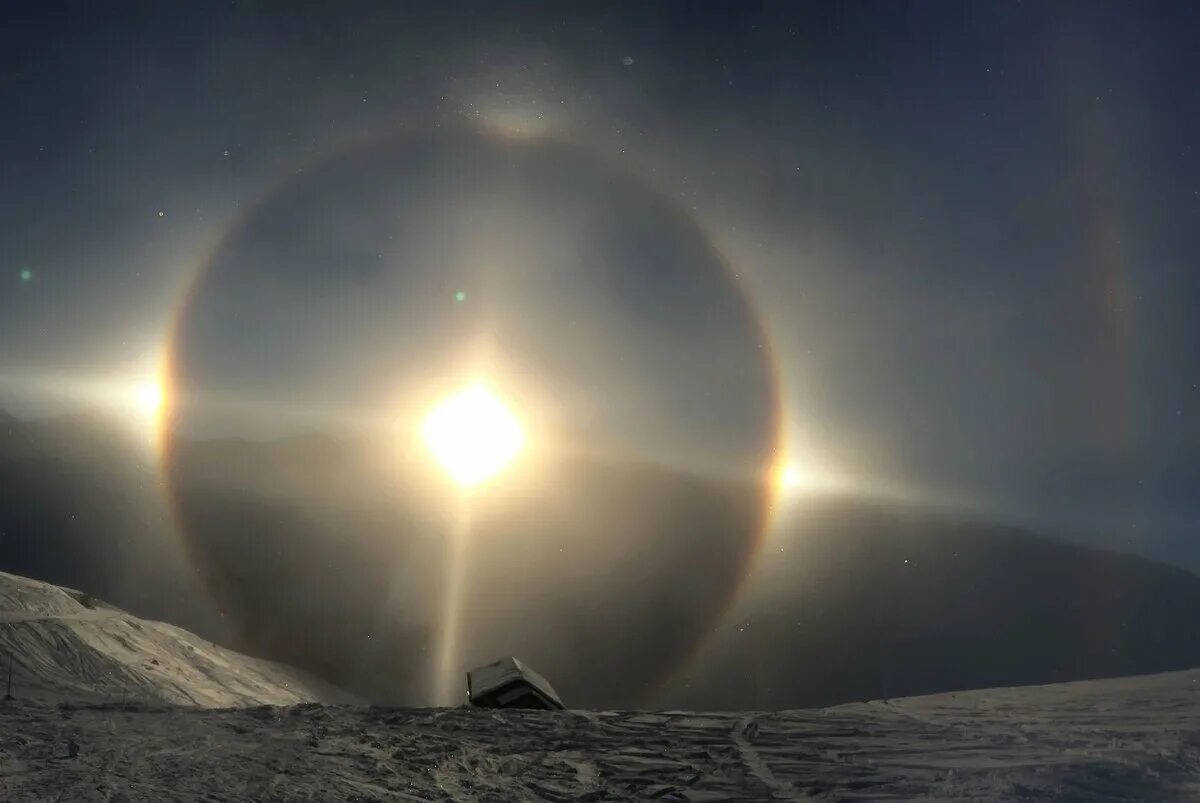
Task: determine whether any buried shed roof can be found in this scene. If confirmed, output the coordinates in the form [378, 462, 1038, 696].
[467, 656, 564, 709]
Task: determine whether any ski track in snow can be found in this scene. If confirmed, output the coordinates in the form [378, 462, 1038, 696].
[2, 669, 1200, 801]
[731, 714, 806, 801]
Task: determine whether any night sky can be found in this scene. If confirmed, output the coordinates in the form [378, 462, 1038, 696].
[3, 0, 1200, 576]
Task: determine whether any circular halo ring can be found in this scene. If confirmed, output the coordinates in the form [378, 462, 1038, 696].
[157, 123, 788, 703]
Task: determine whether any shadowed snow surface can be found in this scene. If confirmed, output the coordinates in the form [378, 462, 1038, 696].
[2, 670, 1200, 800]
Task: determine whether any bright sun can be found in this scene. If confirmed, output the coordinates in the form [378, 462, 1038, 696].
[422, 384, 523, 487]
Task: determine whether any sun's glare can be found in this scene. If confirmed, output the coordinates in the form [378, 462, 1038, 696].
[422, 384, 523, 487]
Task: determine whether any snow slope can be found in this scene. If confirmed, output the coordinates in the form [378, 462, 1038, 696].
[2, 668, 1200, 800]
[0, 571, 355, 707]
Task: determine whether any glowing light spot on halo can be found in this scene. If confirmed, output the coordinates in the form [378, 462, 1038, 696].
[130, 373, 169, 436]
[779, 465, 804, 489]
[19, 269, 33, 282]
[774, 463, 814, 498]
[135, 380, 164, 414]
[116, 366, 170, 456]
[773, 459, 844, 497]
[422, 384, 523, 488]
[476, 104, 557, 139]
[455, 291, 466, 302]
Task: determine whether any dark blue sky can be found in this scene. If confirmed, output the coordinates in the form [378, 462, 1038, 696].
[2, 2, 1199, 567]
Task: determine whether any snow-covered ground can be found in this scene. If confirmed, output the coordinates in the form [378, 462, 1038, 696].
[2, 570, 1200, 800]
[1, 669, 1198, 799]
[0, 570, 353, 708]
